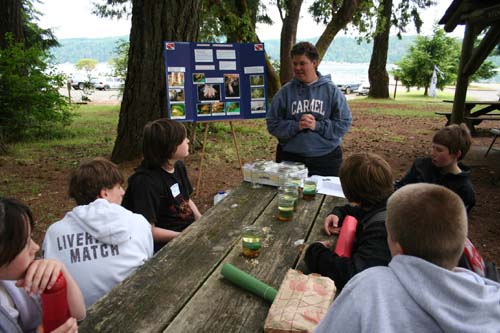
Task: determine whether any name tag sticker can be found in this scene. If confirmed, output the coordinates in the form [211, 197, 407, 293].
[170, 183, 181, 198]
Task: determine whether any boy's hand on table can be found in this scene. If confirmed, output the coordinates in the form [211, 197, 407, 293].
[324, 214, 340, 236]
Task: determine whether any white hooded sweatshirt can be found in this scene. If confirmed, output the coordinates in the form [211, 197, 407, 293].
[43, 199, 153, 308]
[315, 255, 500, 333]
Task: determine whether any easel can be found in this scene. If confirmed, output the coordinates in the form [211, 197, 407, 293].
[192, 120, 243, 196]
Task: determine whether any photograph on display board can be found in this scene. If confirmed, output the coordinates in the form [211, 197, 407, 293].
[251, 100, 266, 114]
[193, 73, 206, 84]
[211, 102, 225, 116]
[250, 74, 264, 86]
[196, 103, 211, 117]
[225, 102, 240, 115]
[168, 72, 185, 87]
[169, 88, 185, 102]
[170, 103, 186, 119]
[250, 86, 265, 99]
[224, 74, 240, 99]
[198, 84, 221, 101]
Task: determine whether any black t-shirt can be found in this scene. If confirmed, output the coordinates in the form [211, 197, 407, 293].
[122, 160, 195, 251]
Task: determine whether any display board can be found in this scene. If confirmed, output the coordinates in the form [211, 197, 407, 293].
[164, 42, 268, 122]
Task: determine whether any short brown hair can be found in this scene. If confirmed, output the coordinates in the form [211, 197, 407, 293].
[433, 123, 471, 160]
[142, 119, 186, 169]
[339, 153, 394, 208]
[69, 157, 124, 205]
[387, 183, 467, 269]
[290, 41, 319, 63]
[0, 197, 35, 266]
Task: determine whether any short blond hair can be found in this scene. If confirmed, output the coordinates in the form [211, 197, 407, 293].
[387, 183, 467, 269]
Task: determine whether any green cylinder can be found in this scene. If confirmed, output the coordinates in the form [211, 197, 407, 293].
[221, 263, 277, 303]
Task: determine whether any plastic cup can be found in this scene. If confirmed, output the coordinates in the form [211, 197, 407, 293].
[277, 194, 294, 221]
[242, 226, 262, 258]
[303, 178, 318, 200]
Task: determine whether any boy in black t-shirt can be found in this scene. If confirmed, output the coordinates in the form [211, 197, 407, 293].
[123, 119, 201, 252]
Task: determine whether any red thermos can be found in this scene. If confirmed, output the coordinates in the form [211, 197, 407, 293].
[334, 215, 358, 258]
[41, 272, 70, 333]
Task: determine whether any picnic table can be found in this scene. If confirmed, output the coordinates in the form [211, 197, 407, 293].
[436, 100, 500, 133]
[79, 182, 345, 332]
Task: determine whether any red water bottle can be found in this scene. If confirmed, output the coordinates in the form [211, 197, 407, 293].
[334, 215, 358, 258]
[41, 272, 70, 333]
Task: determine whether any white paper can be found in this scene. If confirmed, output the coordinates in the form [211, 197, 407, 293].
[194, 49, 214, 62]
[219, 61, 237, 70]
[310, 176, 345, 198]
[167, 67, 185, 72]
[195, 65, 215, 70]
[244, 66, 264, 74]
[216, 49, 236, 59]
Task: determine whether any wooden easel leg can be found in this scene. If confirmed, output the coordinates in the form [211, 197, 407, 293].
[229, 121, 243, 176]
[195, 123, 209, 197]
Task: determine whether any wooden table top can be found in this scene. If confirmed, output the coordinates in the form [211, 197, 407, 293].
[78, 182, 345, 332]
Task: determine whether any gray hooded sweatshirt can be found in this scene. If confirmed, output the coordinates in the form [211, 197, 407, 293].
[43, 199, 153, 308]
[315, 255, 500, 333]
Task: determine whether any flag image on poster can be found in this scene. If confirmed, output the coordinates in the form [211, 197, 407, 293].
[164, 42, 268, 121]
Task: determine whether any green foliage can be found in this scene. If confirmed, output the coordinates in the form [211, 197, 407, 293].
[110, 40, 128, 81]
[75, 58, 98, 80]
[393, 28, 460, 94]
[394, 27, 498, 94]
[0, 34, 73, 147]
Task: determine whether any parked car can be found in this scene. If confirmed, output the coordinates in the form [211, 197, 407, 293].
[92, 77, 124, 90]
[355, 83, 370, 96]
[337, 82, 361, 94]
[69, 74, 94, 90]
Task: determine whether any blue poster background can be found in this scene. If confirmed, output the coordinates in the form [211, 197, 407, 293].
[164, 42, 268, 122]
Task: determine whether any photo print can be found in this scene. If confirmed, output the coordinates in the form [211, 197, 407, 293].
[211, 102, 225, 116]
[168, 72, 184, 87]
[170, 103, 186, 119]
[196, 103, 211, 117]
[250, 74, 264, 86]
[225, 102, 240, 115]
[193, 73, 206, 84]
[251, 101, 266, 114]
[224, 73, 240, 99]
[198, 84, 221, 101]
[250, 86, 265, 99]
[169, 88, 185, 102]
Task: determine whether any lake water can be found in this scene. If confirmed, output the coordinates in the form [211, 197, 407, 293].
[318, 61, 500, 84]
[55, 61, 500, 84]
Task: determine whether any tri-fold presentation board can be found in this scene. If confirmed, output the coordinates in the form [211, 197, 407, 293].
[164, 41, 268, 122]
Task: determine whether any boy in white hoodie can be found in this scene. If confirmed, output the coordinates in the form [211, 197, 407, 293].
[43, 157, 153, 308]
[315, 183, 500, 333]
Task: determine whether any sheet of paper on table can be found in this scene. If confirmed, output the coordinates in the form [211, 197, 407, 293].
[310, 176, 345, 198]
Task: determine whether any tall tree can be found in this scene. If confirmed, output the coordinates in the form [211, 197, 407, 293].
[0, 0, 24, 48]
[368, 0, 392, 98]
[276, 0, 303, 84]
[367, 0, 433, 98]
[96, 0, 200, 163]
[309, 0, 368, 62]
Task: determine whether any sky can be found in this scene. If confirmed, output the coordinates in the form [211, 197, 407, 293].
[35, 0, 463, 41]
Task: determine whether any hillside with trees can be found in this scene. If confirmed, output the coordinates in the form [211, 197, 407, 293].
[49, 35, 500, 66]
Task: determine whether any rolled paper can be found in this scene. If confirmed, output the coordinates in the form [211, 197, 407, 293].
[221, 263, 277, 303]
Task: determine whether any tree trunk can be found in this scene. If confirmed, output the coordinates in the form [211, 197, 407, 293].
[0, 0, 24, 48]
[368, 0, 392, 98]
[111, 0, 200, 163]
[315, 0, 362, 64]
[278, 0, 303, 84]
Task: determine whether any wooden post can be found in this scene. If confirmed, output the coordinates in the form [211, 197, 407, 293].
[195, 123, 209, 197]
[229, 121, 243, 175]
[393, 76, 399, 99]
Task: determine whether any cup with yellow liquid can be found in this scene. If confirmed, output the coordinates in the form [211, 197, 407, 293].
[277, 194, 294, 221]
[242, 225, 263, 258]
